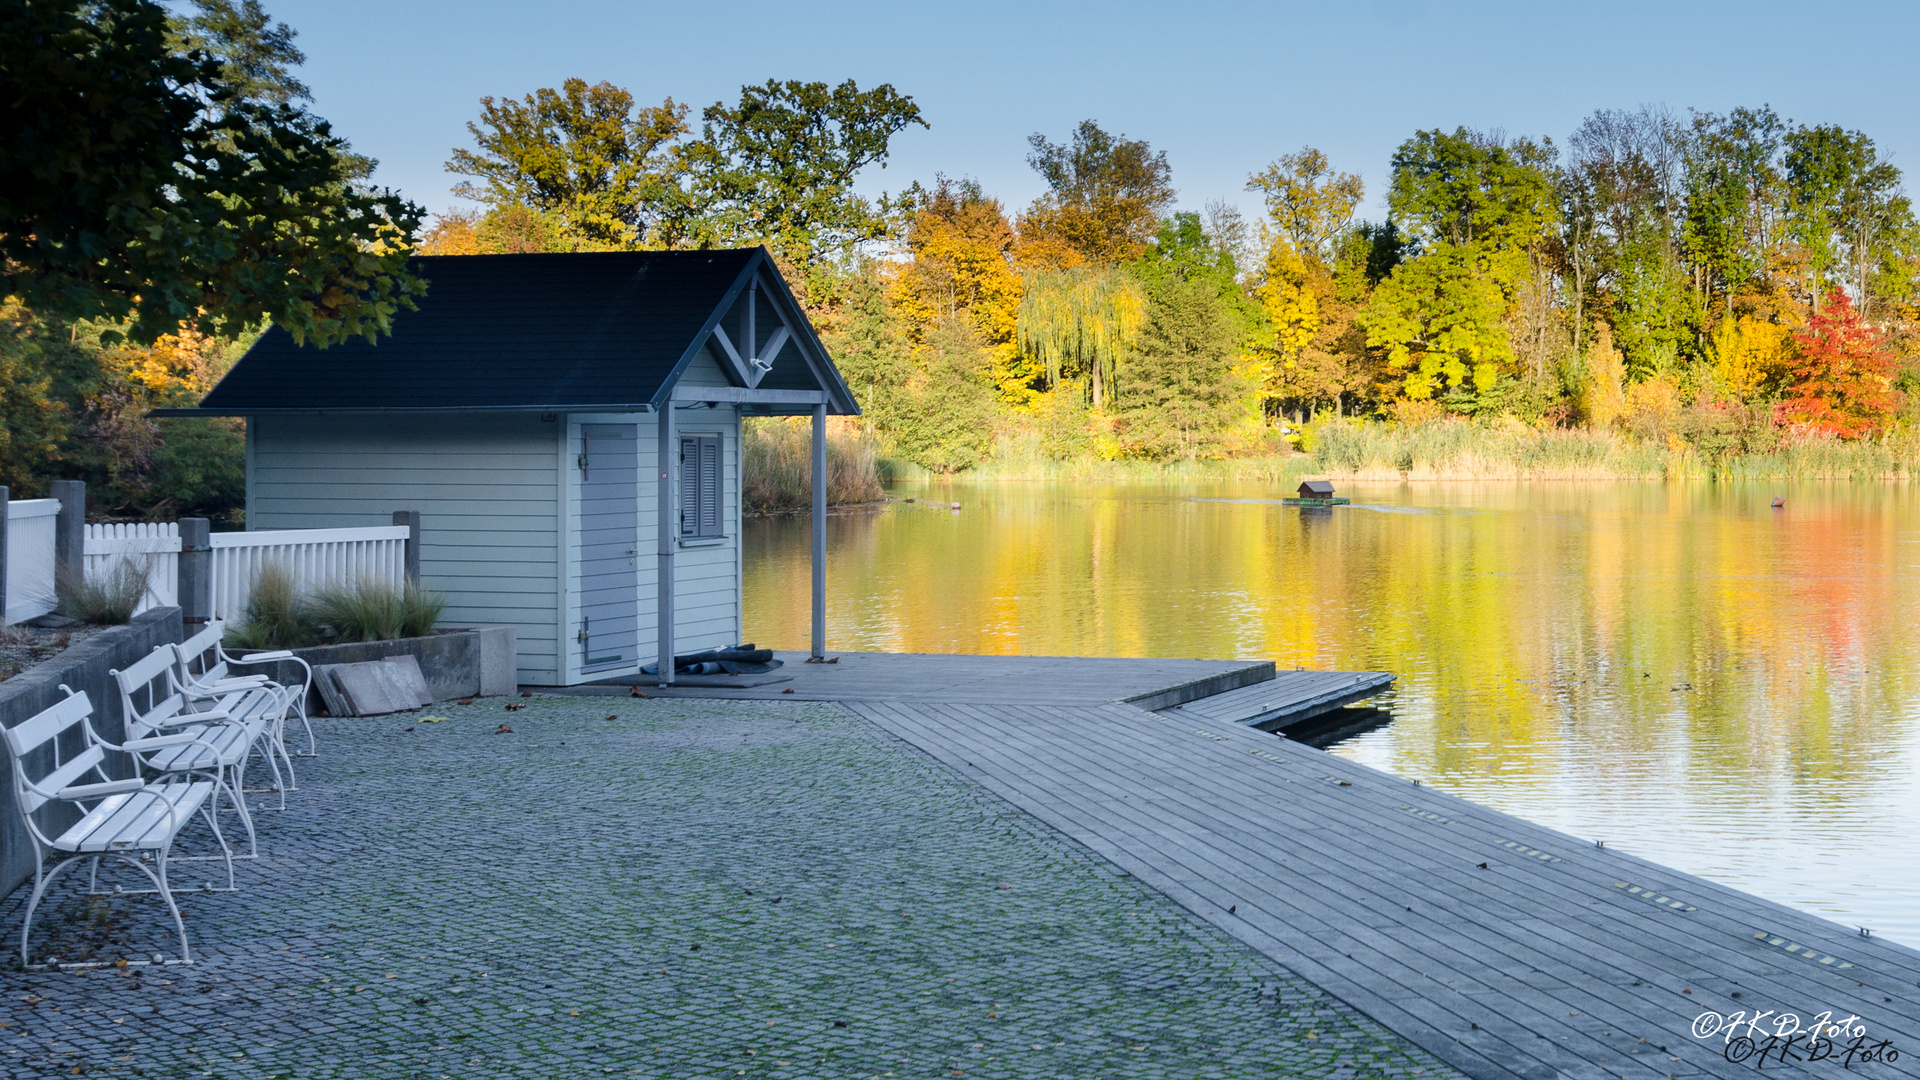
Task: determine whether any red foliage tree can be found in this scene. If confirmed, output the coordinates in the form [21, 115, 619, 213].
[1776, 288, 1899, 439]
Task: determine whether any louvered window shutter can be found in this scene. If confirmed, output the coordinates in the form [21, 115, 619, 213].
[699, 436, 722, 537]
[678, 435, 724, 539]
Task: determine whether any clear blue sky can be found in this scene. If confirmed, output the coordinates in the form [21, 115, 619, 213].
[264, 0, 1920, 226]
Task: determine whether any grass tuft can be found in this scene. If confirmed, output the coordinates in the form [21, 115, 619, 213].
[56, 558, 151, 625]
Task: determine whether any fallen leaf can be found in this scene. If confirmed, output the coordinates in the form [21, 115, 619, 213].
[456, 697, 476, 706]
[418, 716, 447, 724]
[782, 688, 795, 694]
[495, 724, 514, 734]
[520, 690, 532, 698]
[605, 714, 617, 721]
[1477, 862, 1489, 870]
[504, 703, 525, 711]
[628, 686, 649, 698]
[403, 727, 414, 732]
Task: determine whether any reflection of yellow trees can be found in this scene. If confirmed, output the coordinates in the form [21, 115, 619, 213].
[743, 482, 1919, 808]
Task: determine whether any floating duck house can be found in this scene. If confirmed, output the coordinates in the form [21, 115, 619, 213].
[1284, 480, 1349, 506]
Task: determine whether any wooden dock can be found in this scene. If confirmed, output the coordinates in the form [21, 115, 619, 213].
[629, 654, 1920, 1080]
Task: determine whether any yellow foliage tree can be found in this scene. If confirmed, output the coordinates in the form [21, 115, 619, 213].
[891, 179, 1028, 402]
[1706, 314, 1794, 399]
[1581, 320, 1627, 428]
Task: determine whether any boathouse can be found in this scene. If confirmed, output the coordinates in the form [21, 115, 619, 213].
[156, 249, 858, 687]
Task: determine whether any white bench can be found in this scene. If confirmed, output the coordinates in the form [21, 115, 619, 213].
[178, 619, 316, 757]
[3, 688, 234, 966]
[113, 646, 269, 859]
[174, 622, 299, 806]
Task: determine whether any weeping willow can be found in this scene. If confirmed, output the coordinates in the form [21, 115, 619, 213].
[1016, 267, 1145, 408]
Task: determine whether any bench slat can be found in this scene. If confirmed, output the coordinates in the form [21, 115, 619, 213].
[58, 782, 215, 852]
[21, 746, 109, 814]
[142, 723, 258, 772]
[2, 692, 93, 758]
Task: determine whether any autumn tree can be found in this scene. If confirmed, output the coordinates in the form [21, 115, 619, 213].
[890, 178, 1027, 399]
[1016, 268, 1144, 409]
[1776, 287, 1898, 437]
[1018, 121, 1175, 267]
[1245, 148, 1369, 416]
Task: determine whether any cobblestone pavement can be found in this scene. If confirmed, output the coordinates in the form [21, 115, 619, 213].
[1, 696, 1463, 1079]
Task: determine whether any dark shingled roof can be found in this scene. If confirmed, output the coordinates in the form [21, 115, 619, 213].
[172, 248, 854, 415]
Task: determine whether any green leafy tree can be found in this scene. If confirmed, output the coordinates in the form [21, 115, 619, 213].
[1564, 107, 1693, 378]
[679, 79, 927, 264]
[892, 316, 997, 472]
[1681, 107, 1786, 313]
[1783, 124, 1917, 316]
[167, 0, 306, 105]
[1388, 128, 1558, 261]
[1019, 120, 1175, 266]
[1, 0, 424, 347]
[1360, 244, 1513, 400]
[1362, 129, 1556, 405]
[447, 79, 689, 248]
[1118, 215, 1255, 457]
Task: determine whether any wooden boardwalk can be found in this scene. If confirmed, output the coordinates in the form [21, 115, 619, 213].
[655, 656, 1920, 1080]
[1159, 668, 1397, 731]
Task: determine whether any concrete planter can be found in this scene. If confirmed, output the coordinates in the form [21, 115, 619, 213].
[251, 626, 517, 712]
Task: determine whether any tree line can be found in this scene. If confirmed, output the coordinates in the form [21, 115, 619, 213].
[429, 85, 1918, 471]
[7, 0, 1916, 519]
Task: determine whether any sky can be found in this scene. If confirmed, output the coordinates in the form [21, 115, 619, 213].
[260, 0, 1920, 228]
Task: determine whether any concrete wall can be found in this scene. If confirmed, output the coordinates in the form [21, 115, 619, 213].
[249, 625, 518, 711]
[0, 608, 183, 900]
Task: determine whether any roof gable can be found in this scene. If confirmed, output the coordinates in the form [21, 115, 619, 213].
[183, 249, 856, 416]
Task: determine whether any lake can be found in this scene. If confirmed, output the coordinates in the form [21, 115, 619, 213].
[744, 480, 1920, 947]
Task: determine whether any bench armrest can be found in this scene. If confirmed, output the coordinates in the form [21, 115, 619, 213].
[56, 778, 146, 800]
[146, 708, 234, 729]
[201, 675, 271, 691]
[122, 732, 207, 750]
[236, 650, 295, 662]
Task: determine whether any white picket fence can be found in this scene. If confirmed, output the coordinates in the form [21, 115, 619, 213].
[4, 499, 60, 625]
[82, 522, 181, 614]
[83, 523, 411, 621]
[207, 526, 411, 621]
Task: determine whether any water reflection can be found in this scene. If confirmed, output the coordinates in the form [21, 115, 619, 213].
[744, 481, 1920, 945]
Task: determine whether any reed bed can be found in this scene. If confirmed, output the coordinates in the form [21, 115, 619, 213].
[742, 418, 887, 512]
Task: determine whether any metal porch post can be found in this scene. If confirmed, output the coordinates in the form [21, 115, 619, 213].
[657, 405, 676, 687]
[810, 402, 826, 661]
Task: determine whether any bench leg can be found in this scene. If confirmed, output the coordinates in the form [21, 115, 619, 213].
[126, 849, 192, 965]
[19, 857, 75, 967]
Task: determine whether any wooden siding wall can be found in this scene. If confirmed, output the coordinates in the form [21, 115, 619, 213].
[248, 413, 565, 684]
